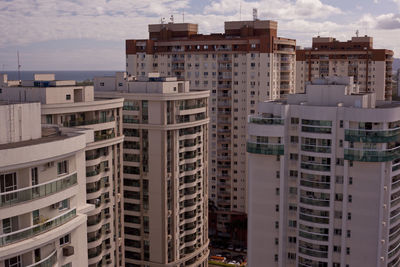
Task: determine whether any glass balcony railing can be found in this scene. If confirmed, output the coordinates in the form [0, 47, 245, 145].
[298, 247, 328, 258]
[248, 116, 284, 125]
[0, 173, 77, 208]
[300, 197, 330, 207]
[301, 126, 332, 134]
[0, 208, 76, 246]
[299, 230, 329, 242]
[345, 128, 400, 143]
[179, 103, 206, 110]
[63, 116, 115, 127]
[26, 250, 57, 267]
[344, 146, 400, 162]
[301, 163, 331, 172]
[94, 132, 115, 142]
[246, 141, 284, 155]
[301, 145, 331, 153]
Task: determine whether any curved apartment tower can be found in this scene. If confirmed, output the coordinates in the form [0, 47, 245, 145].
[0, 74, 125, 266]
[125, 20, 296, 240]
[0, 103, 90, 267]
[95, 74, 210, 267]
[248, 76, 400, 266]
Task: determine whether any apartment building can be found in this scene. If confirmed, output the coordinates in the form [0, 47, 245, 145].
[248, 76, 400, 266]
[125, 19, 296, 238]
[0, 102, 90, 267]
[296, 36, 393, 101]
[0, 74, 125, 266]
[94, 73, 210, 267]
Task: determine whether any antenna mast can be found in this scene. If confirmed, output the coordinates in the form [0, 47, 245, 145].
[17, 51, 21, 81]
[253, 8, 258, 21]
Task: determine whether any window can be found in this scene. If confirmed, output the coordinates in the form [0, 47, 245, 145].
[288, 220, 297, 227]
[100, 82, 105, 86]
[340, 120, 343, 128]
[348, 195, 352, 203]
[334, 246, 341, 253]
[58, 199, 69, 210]
[349, 177, 353, 185]
[347, 230, 351, 237]
[334, 229, 342, 235]
[60, 234, 70, 246]
[288, 236, 296, 243]
[57, 161, 68, 175]
[31, 167, 38, 186]
[4, 255, 21, 267]
[66, 94, 71, 100]
[275, 205, 279, 212]
[275, 221, 279, 229]
[275, 238, 279, 245]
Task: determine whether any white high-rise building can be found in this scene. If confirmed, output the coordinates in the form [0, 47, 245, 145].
[248, 76, 400, 266]
[125, 19, 296, 238]
[0, 74, 125, 266]
[0, 102, 90, 267]
[94, 73, 210, 267]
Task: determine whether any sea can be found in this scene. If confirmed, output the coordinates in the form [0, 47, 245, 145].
[1, 71, 123, 82]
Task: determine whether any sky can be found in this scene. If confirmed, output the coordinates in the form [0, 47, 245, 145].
[1, 0, 400, 70]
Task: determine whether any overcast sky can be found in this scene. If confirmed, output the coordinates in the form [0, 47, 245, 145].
[1, 0, 400, 70]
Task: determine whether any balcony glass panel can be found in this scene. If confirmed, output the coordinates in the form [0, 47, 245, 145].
[344, 146, 400, 162]
[0, 209, 76, 246]
[0, 173, 77, 208]
[246, 141, 284, 155]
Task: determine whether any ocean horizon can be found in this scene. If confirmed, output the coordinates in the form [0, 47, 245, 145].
[1, 70, 124, 82]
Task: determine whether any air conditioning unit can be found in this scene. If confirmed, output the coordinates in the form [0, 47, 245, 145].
[105, 214, 111, 219]
[105, 229, 111, 234]
[104, 167, 110, 172]
[105, 182, 110, 187]
[105, 199, 110, 203]
[106, 244, 111, 249]
[106, 260, 112, 264]
[63, 246, 74, 256]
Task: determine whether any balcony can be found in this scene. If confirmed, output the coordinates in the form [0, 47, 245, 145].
[0, 172, 77, 208]
[26, 249, 57, 267]
[300, 162, 330, 172]
[179, 103, 206, 110]
[94, 132, 115, 142]
[345, 128, 400, 143]
[246, 141, 284, 155]
[63, 116, 115, 127]
[248, 116, 284, 125]
[0, 208, 76, 246]
[345, 146, 400, 162]
[301, 145, 331, 154]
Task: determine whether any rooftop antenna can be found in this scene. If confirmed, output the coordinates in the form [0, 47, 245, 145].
[170, 15, 174, 23]
[182, 10, 184, 23]
[161, 17, 166, 24]
[253, 8, 258, 21]
[356, 29, 359, 37]
[17, 51, 21, 81]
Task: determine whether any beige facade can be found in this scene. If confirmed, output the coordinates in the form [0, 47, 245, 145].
[94, 74, 210, 267]
[0, 102, 90, 267]
[296, 36, 393, 101]
[248, 76, 400, 266]
[0, 74, 125, 266]
[125, 20, 296, 236]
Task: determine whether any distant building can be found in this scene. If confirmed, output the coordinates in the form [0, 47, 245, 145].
[125, 19, 296, 239]
[296, 36, 393, 100]
[0, 102, 89, 267]
[248, 76, 400, 266]
[0, 74, 125, 266]
[95, 73, 210, 267]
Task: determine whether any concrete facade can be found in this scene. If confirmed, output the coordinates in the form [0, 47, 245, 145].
[0, 74, 125, 266]
[95, 74, 210, 267]
[0, 102, 90, 267]
[125, 19, 296, 238]
[296, 36, 394, 101]
[247, 76, 400, 266]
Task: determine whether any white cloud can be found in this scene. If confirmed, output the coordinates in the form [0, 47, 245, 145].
[204, 0, 342, 20]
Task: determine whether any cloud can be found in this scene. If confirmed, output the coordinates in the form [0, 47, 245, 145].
[204, 0, 342, 20]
